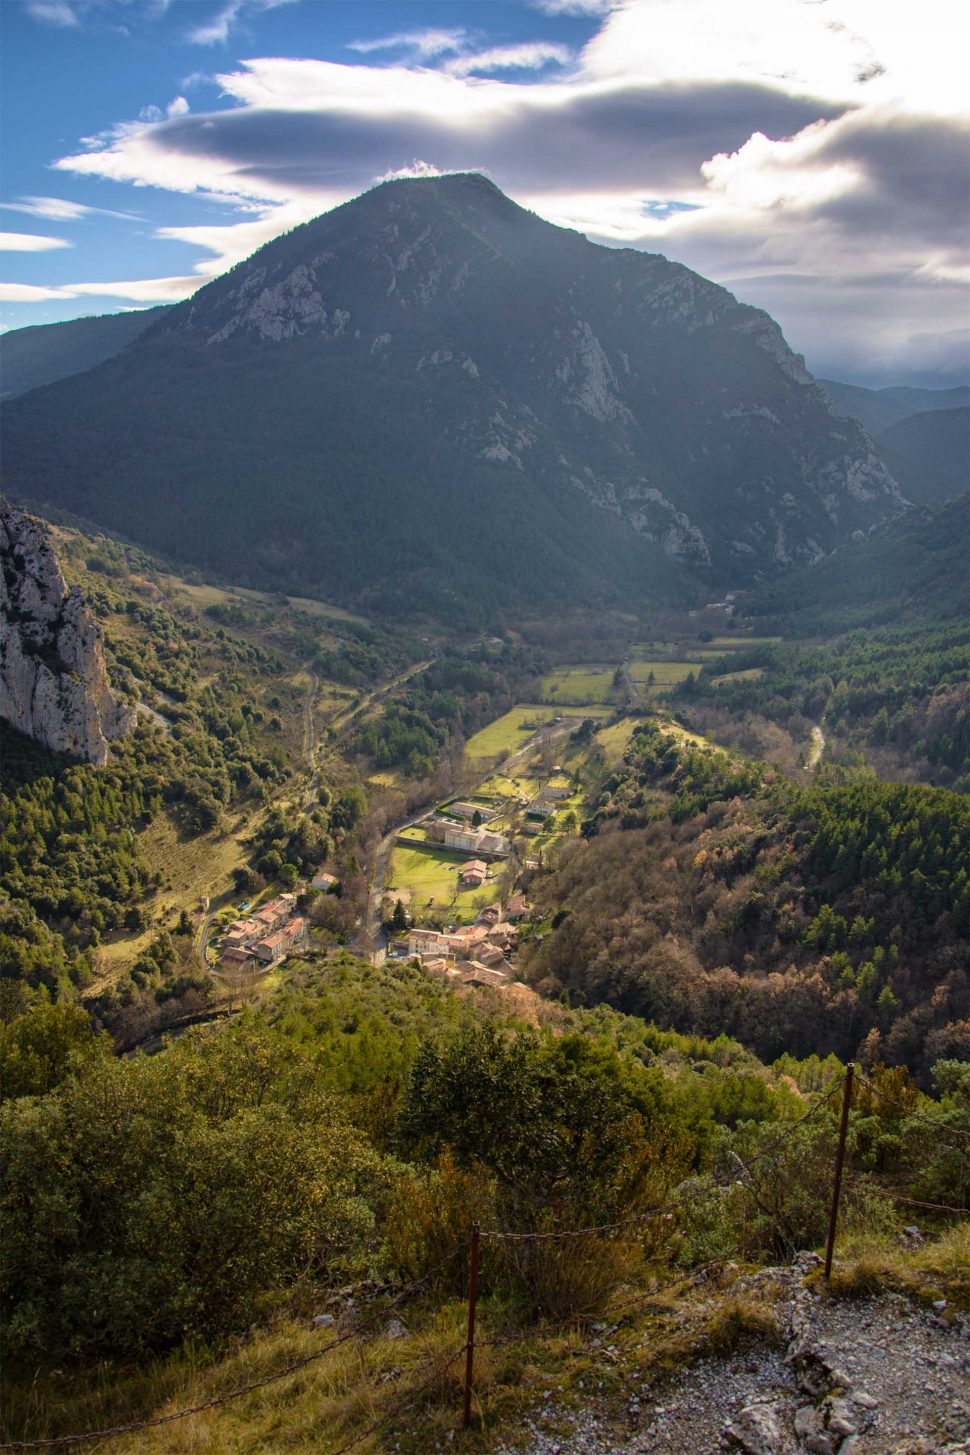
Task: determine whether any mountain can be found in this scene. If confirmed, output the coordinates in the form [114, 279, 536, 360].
[0, 306, 169, 400]
[877, 407, 969, 502]
[818, 380, 969, 505]
[0, 503, 134, 762]
[2, 174, 902, 618]
[744, 494, 969, 632]
[820, 378, 970, 436]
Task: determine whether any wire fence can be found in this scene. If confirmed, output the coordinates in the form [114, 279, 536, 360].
[0, 1247, 464, 1454]
[3, 1064, 965, 1453]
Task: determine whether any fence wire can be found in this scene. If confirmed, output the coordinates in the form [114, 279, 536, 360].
[4, 1070, 965, 1451]
[0, 1246, 464, 1453]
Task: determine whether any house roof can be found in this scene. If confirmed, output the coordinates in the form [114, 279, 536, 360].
[220, 947, 255, 965]
[255, 931, 287, 952]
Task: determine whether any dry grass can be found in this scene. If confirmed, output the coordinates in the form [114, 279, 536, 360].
[594, 717, 643, 759]
[1, 1264, 803, 1454]
[825, 1223, 970, 1309]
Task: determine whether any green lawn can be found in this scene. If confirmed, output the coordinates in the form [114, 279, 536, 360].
[537, 666, 619, 705]
[388, 844, 501, 924]
[464, 704, 606, 761]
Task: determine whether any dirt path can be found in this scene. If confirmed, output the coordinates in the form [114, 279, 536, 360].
[493, 1257, 970, 1455]
[806, 722, 826, 771]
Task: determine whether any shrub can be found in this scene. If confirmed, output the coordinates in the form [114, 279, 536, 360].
[1, 1020, 383, 1359]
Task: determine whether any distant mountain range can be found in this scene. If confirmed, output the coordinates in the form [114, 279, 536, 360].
[1, 307, 168, 401]
[745, 493, 969, 632]
[2, 174, 906, 618]
[820, 378, 969, 504]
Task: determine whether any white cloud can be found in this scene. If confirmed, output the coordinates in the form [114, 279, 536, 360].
[445, 43, 573, 77]
[167, 96, 190, 118]
[374, 160, 447, 183]
[0, 274, 199, 304]
[0, 283, 73, 302]
[3, 195, 141, 222]
[24, 1, 79, 27]
[531, 0, 619, 13]
[578, 0, 875, 96]
[348, 29, 467, 60]
[186, 0, 296, 47]
[0, 231, 72, 251]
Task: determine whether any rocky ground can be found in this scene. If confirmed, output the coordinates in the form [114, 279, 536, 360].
[489, 1254, 970, 1455]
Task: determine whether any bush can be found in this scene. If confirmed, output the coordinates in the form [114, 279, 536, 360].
[1, 1020, 383, 1359]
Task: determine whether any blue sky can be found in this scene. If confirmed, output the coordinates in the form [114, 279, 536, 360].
[2, 0, 968, 385]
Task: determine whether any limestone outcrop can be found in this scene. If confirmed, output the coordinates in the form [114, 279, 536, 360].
[0, 504, 134, 763]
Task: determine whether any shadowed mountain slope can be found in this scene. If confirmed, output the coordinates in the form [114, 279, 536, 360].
[1, 307, 169, 400]
[3, 175, 903, 619]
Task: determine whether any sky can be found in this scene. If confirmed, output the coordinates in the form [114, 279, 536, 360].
[1, 0, 967, 387]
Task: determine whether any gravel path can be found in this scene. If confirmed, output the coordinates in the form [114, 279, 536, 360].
[490, 1257, 970, 1455]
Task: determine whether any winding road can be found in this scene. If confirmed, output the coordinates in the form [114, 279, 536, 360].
[302, 668, 321, 809]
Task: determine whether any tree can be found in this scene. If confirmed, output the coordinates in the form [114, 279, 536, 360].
[390, 899, 409, 934]
[1, 1021, 381, 1358]
[0, 1001, 110, 1101]
[399, 1023, 684, 1231]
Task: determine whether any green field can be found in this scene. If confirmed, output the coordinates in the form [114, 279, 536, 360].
[479, 772, 541, 801]
[628, 641, 675, 657]
[710, 636, 781, 646]
[464, 704, 606, 761]
[628, 660, 704, 685]
[388, 844, 501, 923]
[537, 666, 618, 705]
[656, 716, 714, 749]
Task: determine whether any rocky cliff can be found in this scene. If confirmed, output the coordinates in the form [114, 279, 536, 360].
[0, 504, 134, 763]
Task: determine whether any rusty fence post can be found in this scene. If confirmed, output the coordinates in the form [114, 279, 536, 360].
[462, 1222, 481, 1429]
[824, 1062, 854, 1279]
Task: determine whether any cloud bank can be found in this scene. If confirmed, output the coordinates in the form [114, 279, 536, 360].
[17, 0, 970, 381]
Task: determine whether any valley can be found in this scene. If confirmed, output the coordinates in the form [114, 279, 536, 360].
[0, 175, 966, 1455]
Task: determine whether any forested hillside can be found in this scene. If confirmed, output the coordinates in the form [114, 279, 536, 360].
[672, 498, 969, 787]
[0, 522, 402, 1034]
[524, 722, 968, 1080]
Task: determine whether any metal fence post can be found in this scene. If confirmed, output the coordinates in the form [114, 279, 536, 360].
[462, 1223, 481, 1429]
[824, 1062, 854, 1279]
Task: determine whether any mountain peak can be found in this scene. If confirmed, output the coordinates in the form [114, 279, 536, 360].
[4, 173, 903, 617]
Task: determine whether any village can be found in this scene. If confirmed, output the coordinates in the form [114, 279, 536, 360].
[388, 890, 532, 991]
[213, 869, 338, 976]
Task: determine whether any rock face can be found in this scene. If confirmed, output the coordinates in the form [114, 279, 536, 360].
[0, 505, 133, 763]
[1, 174, 906, 613]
